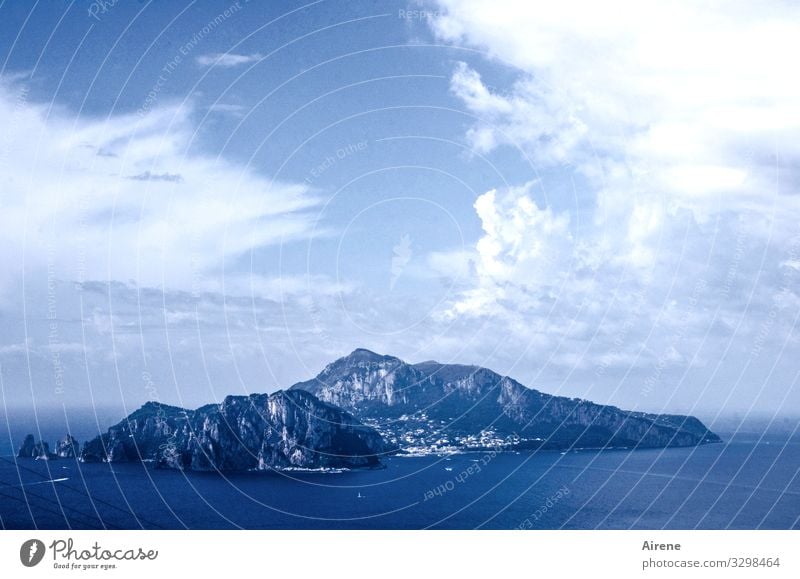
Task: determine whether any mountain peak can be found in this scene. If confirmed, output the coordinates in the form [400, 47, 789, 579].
[350, 347, 382, 356]
[344, 348, 397, 363]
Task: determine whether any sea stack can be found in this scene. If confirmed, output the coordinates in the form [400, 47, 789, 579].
[16, 434, 36, 458]
[55, 434, 80, 458]
[17, 434, 55, 460]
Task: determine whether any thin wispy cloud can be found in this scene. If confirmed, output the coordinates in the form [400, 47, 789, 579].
[195, 52, 262, 68]
[128, 170, 183, 182]
[0, 79, 319, 297]
[208, 103, 248, 116]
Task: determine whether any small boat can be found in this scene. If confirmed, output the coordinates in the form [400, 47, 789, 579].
[357, 492, 365, 499]
[444, 466, 453, 471]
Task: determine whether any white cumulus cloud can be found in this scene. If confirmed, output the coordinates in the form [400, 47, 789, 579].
[423, 0, 800, 413]
[446, 182, 574, 317]
[433, 0, 800, 239]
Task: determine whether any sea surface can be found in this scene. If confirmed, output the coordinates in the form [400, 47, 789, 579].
[0, 423, 797, 529]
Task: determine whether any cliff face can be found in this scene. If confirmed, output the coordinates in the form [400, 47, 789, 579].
[80, 390, 385, 471]
[291, 349, 721, 450]
[292, 350, 449, 416]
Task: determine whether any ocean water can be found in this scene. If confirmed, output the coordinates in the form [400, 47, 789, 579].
[0, 432, 797, 530]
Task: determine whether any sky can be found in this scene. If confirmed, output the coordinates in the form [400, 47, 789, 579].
[0, 0, 798, 425]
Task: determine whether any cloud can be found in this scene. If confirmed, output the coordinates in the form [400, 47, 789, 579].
[442, 182, 574, 317]
[473, 184, 572, 283]
[432, 0, 800, 232]
[430, 0, 800, 291]
[127, 170, 183, 182]
[195, 52, 263, 68]
[422, 2, 800, 414]
[208, 103, 248, 117]
[0, 339, 32, 355]
[449, 62, 587, 163]
[0, 77, 320, 299]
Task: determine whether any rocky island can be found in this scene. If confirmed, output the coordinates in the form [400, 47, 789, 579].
[16, 349, 720, 472]
[292, 349, 721, 454]
[17, 434, 81, 460]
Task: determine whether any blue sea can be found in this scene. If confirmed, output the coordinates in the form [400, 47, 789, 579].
[1, 412, 797, 530]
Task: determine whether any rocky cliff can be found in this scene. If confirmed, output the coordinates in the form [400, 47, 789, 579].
[80, 389, 386, 471]
[291, 349, 721, 451]
[17, 434, 54, 459]
[54, 434, 80, 458]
